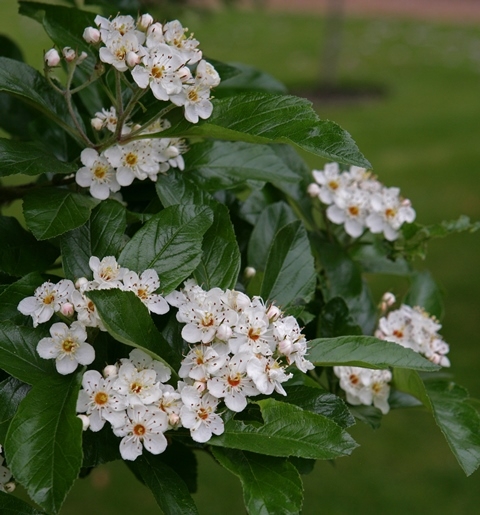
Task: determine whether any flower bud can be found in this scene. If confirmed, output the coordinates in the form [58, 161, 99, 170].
[193, 380, 207, 393]
[266, 304, 281, 321]
[77, 51, 88, 64]
[126, 51, 141, 68]
[62, 47, 76, 62]
[91, 117, 104, 131]
[103, 365, 118, 378]
[137, 13, 154, 31]
[168, 413, 180, 426]
[216, 323, 233, 342]
[278, 338, 294, 356]
[60, 302, 75, 317]
[147, 22, 163, 37]
[83, 26, 101, 44]
[244, 266, 256, 279]
[77, 414, 90, 431]
[4, 482, 16, 493]
[307, 183, 322, 197]
[75, 277, 89, 291]
[44, 48, 61, 67]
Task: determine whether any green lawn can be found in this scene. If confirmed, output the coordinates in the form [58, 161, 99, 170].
[2, 2, 480, 514]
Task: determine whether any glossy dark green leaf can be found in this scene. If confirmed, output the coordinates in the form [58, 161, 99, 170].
[0, 322, 54, 384]
[119, 204, 213, 294]
[209, 398, 358, 460]
[308, 336, 440, 371]
[159, 93, 370, 167]
[23, 188, 98, 241]
[404, 270, 444, 320]
[5, 372, 83, 514]
[348, 405, 383, 429]
[317, 297, 362, 338]
[86, 289, 178, 375]
[394, 369, 480, 476]
[0, 376, 31, 442]
[211, 447, 303, 515]
[350, 237, 411, 275]
[184, 141, 298, 191]
[155, 441, 198, 494]
[0, 217, 58, 276]
[0, 491, 45, 515]
[81, 425, 121, 468]
[0, 273, 45, 324]
[61, 200, 127, 281]
[156, 169, 214, 208]
[247, 202, 296, 272]
[0, 139, 76, 177]
[127, 452, 198, 515]
[260, 221, 316, 310]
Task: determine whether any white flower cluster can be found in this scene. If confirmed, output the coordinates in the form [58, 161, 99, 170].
[17, 256, 169, 375]
[0, 445, 14, 493]
[334, 295, 450, 415]
[307, 162, 416, 240]
[76, 115, 188, 199]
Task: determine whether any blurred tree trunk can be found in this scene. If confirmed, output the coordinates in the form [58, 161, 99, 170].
[320, 0, 346, 89]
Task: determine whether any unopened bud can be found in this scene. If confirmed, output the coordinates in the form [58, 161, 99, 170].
[4, 482, 16, 493]
[216, 323, 233, 342]
[126, 51, 141, 68]
[60, 302, 75, 317]
[44, 48, 61, 67]
[380, 292, 396, 312]
[91, 117, 104, 131]
[168, 413, 180, 426]
[266, 304, 281, 321]
[278, 338, 294, 356]
[77, 414, 90, 431]
[193, 380, 207, 393]
[62, 47, 76, 62]
[307, 183, 322, 197]
[103, 365, 118, 378]
[75, 277, 89, 291]
[147, 22, 163, 37]
[83, 26, 101, 44]
[244, 266, 256, 279]
[137, 13, 154, 31]
[77, 51, 88, 64]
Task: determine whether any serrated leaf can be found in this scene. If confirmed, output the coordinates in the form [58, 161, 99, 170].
[212, 447, 303, 515]
[184, 141, 298, 191]
[308, 336, 440, 371]
[260, 221, 316, 310]
[86, 289, 178, 376]
[0, 376, 31, 442]
[81, 425, 121, 468]
[23, 188, 98, 241]
[0, 139, 76, 178]
[5, 372, 83, 514]
[0, 491, 45, 515]
[0, 272, 45, 324]
[0, 217, 58, 276]
[394, 369, 480, 476]
[0, 321, 55, 384]
[348, 405, 383, 429]
[127, 453, 198, 515]
[156, 169, 214, 207]
[248, 202, 296, 272]
[158, 93, 370, 167]
[404, 270, 444, 320]
[118, 204, 213, 294]
[61, 200, 127, 281]
[318, 297, 362, 338]
[209, 398, 358, 460]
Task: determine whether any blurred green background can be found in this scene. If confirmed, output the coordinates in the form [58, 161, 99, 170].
[1, 0, 479, 513]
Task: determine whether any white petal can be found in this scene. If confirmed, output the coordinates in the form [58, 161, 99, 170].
[120, 436, 143, 461]
[74, 343, 96, 366]
[37, 338, 58, 359]
[56, 356, 79, 375]
[143, 432, 168, 455]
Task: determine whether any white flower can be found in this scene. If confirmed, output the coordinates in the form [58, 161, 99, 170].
[326, 188, 370, 238]
[122, 269, 169, 315]
[114, 405, 169, 461]
[230, 307, 275, 355]
[0, 455, 12, 493]
[195, 59, 220, 88]
[70, 289, 105, 330]
[246, 355, 292, 396]
[310, 162, 346, 205]
[179, 345, 227, 381]
[163, 20, 202, 64]
[76, 370, 127, 431]
[170, 81, 213, 124]
[89, 255, 127, 288]
[76, 148, 121, 200]
[180, 386, 224, 443]
[156, 384, 183, 428]
[37, 322, 95, 375]
[18, 279, 74, 327]
[93, 106, 118, 133]
[99, 31, 144, 72]
[121, 348, 171, 383]
[113, 362, 162, 407]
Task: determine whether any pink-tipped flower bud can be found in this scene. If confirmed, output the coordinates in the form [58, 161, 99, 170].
[307, 183, 322, 197]
[216, 323, 233, 342]
[91, 117, 104, 131]
[60, 302, 75, 317]
[193, 380, 207, 393]
[125, 51, 141, 68]
[168, 413, 180, 426]
[244, 266, 256, 279]
[77, 414, 90, 431]
[278, 338, 294, 356]
[103, 365, 118, 378]
[137, 13, 154, 31]
[83, 26, 101, 44]
[62, 47, 76, 62]
[44, 48, 61, 67]
[77, 51, 88, 64]
[380, 291, 396, 312]
[266, 304, 281, 321]
[147, 22, 163, 38]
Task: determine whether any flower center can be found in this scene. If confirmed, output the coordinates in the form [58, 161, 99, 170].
[94, 391, 109, 405]
[130, 382, 143, 394]
[125, 152, 138, 167]
[93, 164, 108, 180]
[188, 89, 199, 102]
[87, 300, 95, 312]
[348, 206, 360, 217]
[385, 208, 396, 219]
[43, 292, 55, 305]
[227, 374, 242, 387]
[328, 180, 339, 190]
[133, 423, 146, 436]
[137, 287, 148, 300]
[100, 266, 116, 281]
[247, 327, 261, 341]
[151, 65, 164, 79]
[393, 329, 404, 339]
[62, 337, 78, 354]
[372, 382, 382, 394]
[201, 313, 215, 328]
[198, 407, 209, 420]
[349, 374, 359, 385]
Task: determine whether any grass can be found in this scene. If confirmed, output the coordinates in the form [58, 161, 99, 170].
[2, 2, 480, 514]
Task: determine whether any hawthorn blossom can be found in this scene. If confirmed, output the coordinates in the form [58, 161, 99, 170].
[89, 255, 127, 288]
[326, 188, 370, 238]
[75, 148, 120, 200]
[113, 362, 162, 407]
[0, 453, 12, 494]
[163, 20, 202, 64]
[170, 80, 213, 124]
[123, 269, 169, 315]
[99, 31, 145, 72]
[121, 348, 171, 383]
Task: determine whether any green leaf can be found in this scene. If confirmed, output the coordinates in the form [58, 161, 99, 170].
[211, 447, 303, 515]
[159, 93, 371, 168]
[0, 139, 77, 177]
[317, 297, 362, 338]
[308, 336, 441, 371]
[209, 398, 358, 460]
[404, 270, 444, 320]
[247, 202, 297, 272]
[260, 221, 316, 310]
[193, 202, 240, 290]
[5, 372, 83, 514]
[61, 200, 127, 281]
[86, 289, 178, 375]
[0, 217, 58, 276]
[0, 272, 45, 325]
[184, 141, 298, 191]
[119, 205, 213, 294]
[23, 188, 98, 241]
[394, 369, 480, 476]
[127, 453, 198, 515]
[156, 169, 214, 207]
[348, 405, 383, 429]
[81, 425, 121, 468]
[350, 237, 411, 275]
[0, 321, 55, 384]
[0, 376, 31, 442]
[0, 491, 45, 515]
